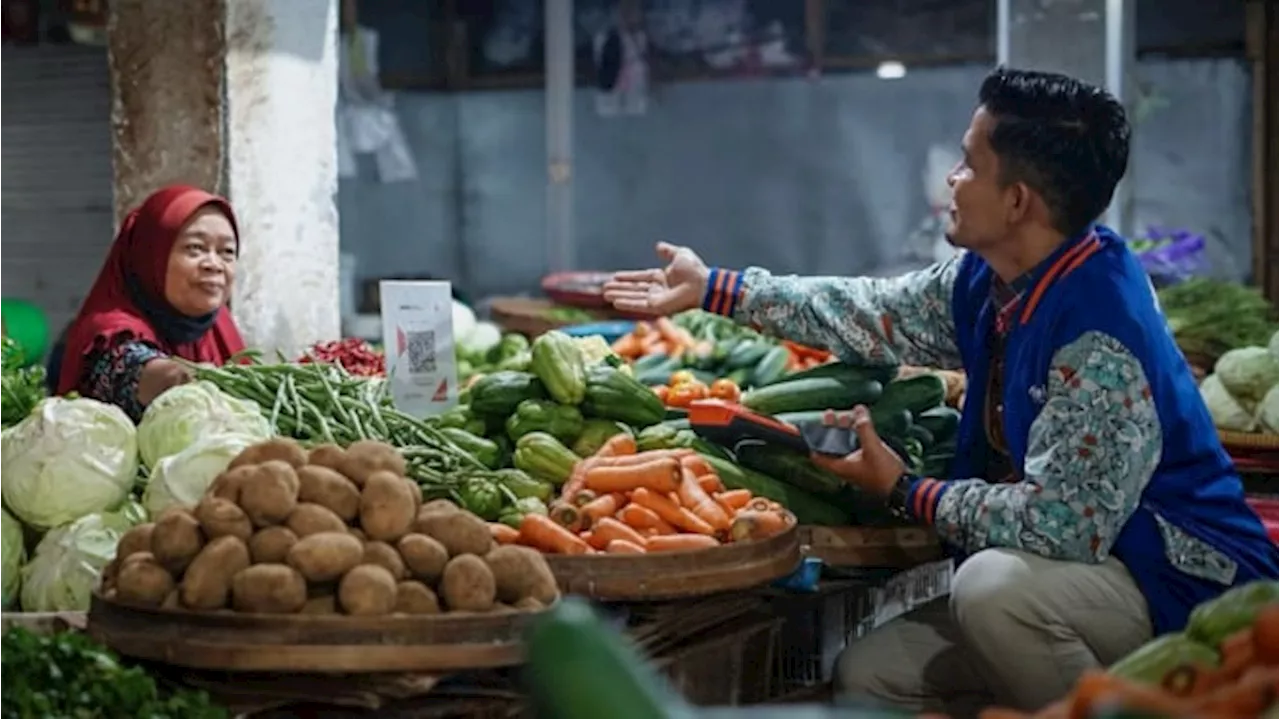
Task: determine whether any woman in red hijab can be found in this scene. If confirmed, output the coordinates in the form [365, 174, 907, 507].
[55, 184, 246, 421]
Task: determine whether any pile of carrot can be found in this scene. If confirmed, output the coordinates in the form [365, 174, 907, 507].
[488, 433, 795, 556]
[610, 317, 701, 360]
[979, 603, 1279, 719]
[778, 340, 833, 372]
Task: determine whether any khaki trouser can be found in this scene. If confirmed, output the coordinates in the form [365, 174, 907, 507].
[834, 548, 1153, 718]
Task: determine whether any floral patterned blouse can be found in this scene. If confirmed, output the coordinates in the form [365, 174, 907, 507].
[701, 258, 1237, 585]
[79, 340, 165, 423]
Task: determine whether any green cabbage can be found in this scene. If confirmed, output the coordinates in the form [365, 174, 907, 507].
[1258, 384, 1279, 434]
[19, 504, 141, 612]
[1215, 347, 1279, 405]
[137, 381, 271, 467]
[2, 508, 25, 608]
[1201, 374, 1256, 432]
[142, 432, 261, 516]
[1, 397, 139, 531]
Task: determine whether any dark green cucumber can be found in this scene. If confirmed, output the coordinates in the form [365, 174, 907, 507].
[735, 443, 846, 495]
[876, 374, 948, 416]
[633, 356, 683, 386]
[725, 339, 773, 370]
[906, 423, 935, 449]
[919, 452, 953, 478]
[868, 406, 913, 439]
[742, 377, 883, 415]
[767, 361, 898, 387]
[750, 345, 792, 386]
[700, 454, 851, 526]
[914, 406, 961, 441]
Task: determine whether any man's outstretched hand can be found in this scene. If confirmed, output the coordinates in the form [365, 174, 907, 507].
[602, 242, 710, 316]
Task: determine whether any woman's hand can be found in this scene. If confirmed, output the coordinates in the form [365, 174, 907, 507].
[810, 405, 905, 498]
[137, 358, 194, 406]
[602, 242, 710, 316]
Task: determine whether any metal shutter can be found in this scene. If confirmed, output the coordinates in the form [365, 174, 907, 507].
[1, 44, 114, 336]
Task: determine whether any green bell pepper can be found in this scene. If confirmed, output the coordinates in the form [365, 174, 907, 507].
[439, 427, 503, 470]
[492, 468, 553, 502]
[458, 477, 504, 521]
[498, 496, 549, 528]
[506, 399, 584, 443]
[572, 419, 632, 457]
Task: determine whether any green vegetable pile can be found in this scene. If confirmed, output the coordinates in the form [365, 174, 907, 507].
[1, 336, 46, 428]
[1157, 279, 1276, 366]
[1, 627, 225, 719]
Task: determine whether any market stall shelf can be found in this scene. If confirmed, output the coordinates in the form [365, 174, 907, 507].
[544, 522, 801, 601]
[798, 526, 943, 568]
[87, 592, 542, 673]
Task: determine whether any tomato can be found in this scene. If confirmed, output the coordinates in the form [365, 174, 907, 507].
[669, 369, 697, 387]
[708, 378, 742, 403]
[651, 385, 670, 403]
[666, 383, 705, 408]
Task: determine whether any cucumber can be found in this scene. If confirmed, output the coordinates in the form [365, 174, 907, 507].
[631, 353, 670, 373]
[1185, 580, 1279, 647]
[1107, 633, 1219, 685]
[633, 356, 683, 386]
[735, 443, 846, 495]
[725, 340, 773, 370]
[766, 361, 897, 387]
[699, 454, 852, 526]
[914, 406, 961, 441]
[869, 406, 913, 439]
[751, 345, 792, 386]
[725, 367, 752, 387]
[919, 452, 953, 478]
[906, 423, 935, 449]
[742, 377, 883, 415]
[877, 374, 948, 417]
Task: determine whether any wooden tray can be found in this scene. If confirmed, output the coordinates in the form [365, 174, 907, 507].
[87, 593, 542, 673]
[1219, 429, 1280, 452]
[544, 525, 801, 602]
[798, 525, 943, 568]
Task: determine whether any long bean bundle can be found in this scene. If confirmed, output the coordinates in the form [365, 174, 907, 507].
[185, 358, 486, 491]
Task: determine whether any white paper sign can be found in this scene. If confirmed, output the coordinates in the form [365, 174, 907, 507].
[870, 559, 954, 629]
[379, 281, 457, 417]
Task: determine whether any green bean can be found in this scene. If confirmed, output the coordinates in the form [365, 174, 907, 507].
[268, 379, 287, 432]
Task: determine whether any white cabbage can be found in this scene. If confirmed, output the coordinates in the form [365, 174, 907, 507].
[19, 503, 142, 612]
[142, 432, 261, 516]
[137, 381, 271, 467]
[1200, 373, 1256, 432]
[2, 508, 25, 608]
[1215, 347, 1279, 405]
[1, 398, 138, 531]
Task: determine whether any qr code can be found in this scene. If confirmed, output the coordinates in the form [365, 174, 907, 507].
[406, 330, 437, 374]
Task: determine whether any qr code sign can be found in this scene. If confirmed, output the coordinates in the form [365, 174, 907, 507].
[406, 330, 437, 374]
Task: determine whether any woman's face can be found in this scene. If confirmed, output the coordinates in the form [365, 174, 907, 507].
[163, 207, 238, 317]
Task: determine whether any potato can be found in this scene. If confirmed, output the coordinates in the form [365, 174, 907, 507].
[348, 527, 367, 542]
[116, 523, 155, 563]
[180, 535, 251, 610]
[490, 602, 516, 614]
[484, 545, 559, 605]
[286, 531, 363, 583]
[397, 533, 449, 583]
[296, 465, 360, 521]
[239, 461, 300, 527]
[195, 497, 253, 541]
[301, 592, 337, 615]
[394, 581, 440, 615]
[209, 465, 257, 502]
[439, 554, 496, 612]
[513, 596, 546, 612]
[230, 564, 307, 614]
[404, 479, 423, 514]
[248, 526, 298, 564]
[100, 559, 119, 592]
[415, 510, 492, 557]
[307, 443, 347, 471]
[161, 590, 182, 610]
[419, 499, 458, 518]
[286, 502, 348, 537]
[115, 553, 174, 607]
[229, 437, 309, 469]
[151, 508, 205, 574]
[337, 440, 405, 486]
[338, 564, 397, 616]
[362, 541, 406, 579]
[359, 470, 416, 542]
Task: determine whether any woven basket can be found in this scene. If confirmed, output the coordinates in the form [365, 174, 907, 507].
[1218, 430, 1280, 452]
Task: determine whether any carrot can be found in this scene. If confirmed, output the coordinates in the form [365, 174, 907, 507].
[630, 488, 716, 535]
[580, 493, 625, 525]
[729, 509, 791, 542]
[1067, 671, 1198, 719]
[489, 523, 521, 544]
[611, 333, 642, 358]
[714, 489, 752, 511]
[1253, 604, 1278, 660]
[1194, 665, 1278, 716]
[560, 457, 596, 504]
[679, 454, 714, 478]
[676, 467, 731, 531]
[518, 513, 592, 555]
[745, 497, 776, 512]
[646, 534, 720, 552]
[977, 710, 1031, 719]
[605, 539, 647, 554]
[654, 316, 694, 347]
[1217, 627, 1256, 679]
[585, 450, 693, 469]
[617, 503, 676, 534]
[596, 432, 638, 458]
[696, 473, 723, 495]
[585, 458, 681, 494]
[548, 501, 586, 533]
[587, 517, 649, 551]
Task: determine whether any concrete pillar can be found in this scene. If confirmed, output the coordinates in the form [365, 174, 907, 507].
[997, 0, 1136, 235]
[108, 0, 340, 357]
[544, 0, 574, 271]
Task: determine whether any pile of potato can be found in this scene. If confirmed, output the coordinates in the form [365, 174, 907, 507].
[102, 438, 559, 616]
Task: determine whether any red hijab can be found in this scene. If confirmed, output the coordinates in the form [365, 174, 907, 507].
[56, 185, 246, 395]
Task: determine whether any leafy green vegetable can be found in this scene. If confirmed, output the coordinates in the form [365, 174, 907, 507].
[1, 336, 46, 429]
[1, 626, 226, 718]
[1157, 279, 1275, 363]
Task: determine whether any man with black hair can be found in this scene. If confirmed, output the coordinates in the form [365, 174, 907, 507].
[604, 67, 1277, 714]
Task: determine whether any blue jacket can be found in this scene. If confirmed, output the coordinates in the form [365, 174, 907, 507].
[948, 227, 1278, 634]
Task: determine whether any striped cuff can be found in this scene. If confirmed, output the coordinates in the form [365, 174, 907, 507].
[701, 267, 746, 317]
[906, 477, 947, 525]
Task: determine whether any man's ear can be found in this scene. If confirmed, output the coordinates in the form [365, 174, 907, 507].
[1005, 181, 1034, 224]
